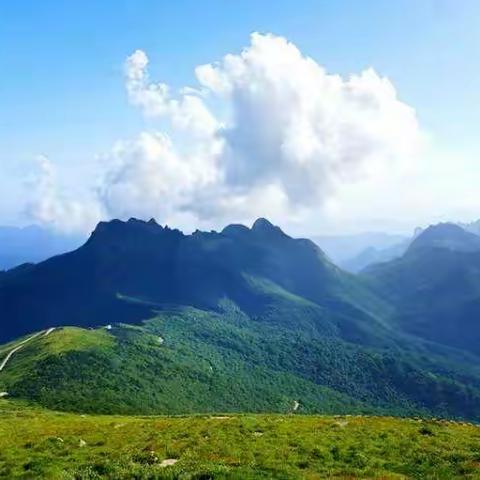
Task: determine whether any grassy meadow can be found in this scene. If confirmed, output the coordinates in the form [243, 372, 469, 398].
[1, 400, 480, 479]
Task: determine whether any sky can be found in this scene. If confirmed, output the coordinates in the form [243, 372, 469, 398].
[1, 0, 480, 236]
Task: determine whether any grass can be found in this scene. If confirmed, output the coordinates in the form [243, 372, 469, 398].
[40, 327, 115, 355]
[0, 327, 115, 390]
[1, 400, 480, 479]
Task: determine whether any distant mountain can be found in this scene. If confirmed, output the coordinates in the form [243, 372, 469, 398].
[313, 232, 410, 272]
[364, 223, 480, 356]
[349, 222, 480, 275]
[313, 232, 408, 265]
[0, 225, 83, 270]
[2, 218, 480, 420]
[408, 223, 480, 253]
[459, 219, 480, 236]
[341, 241, 410, 273]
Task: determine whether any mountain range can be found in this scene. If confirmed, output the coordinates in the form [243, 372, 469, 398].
[1, 218, 480, 420]
[313, 231, 410, 272]
[364, 223, 480, 356]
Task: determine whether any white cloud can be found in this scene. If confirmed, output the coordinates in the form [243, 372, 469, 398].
[196, 34, 420, 204]
[99, 131, 219, 222]
[125, 49, 219, 138]
[115, 33, 422, 227]
[26, 156, 103, 233]
[28, 33, 423, 233]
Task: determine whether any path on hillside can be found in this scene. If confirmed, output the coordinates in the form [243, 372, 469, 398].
[0, 328, 55, 373]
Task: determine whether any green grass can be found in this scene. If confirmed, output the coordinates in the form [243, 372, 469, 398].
[40, 327, 115, 354]
[1, 400, 480, 479]
[0, 327, 115, 390]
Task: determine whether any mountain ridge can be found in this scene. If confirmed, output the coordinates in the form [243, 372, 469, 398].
[2, 218, 480, 419]
[0, 217, 388, 345]
[407, 222, 480, 254]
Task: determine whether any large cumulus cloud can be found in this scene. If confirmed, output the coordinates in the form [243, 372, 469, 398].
[197, 33, 420, 203]
[29, 33, 422, 232]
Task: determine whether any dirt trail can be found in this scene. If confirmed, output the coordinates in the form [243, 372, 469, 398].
[0, 328, 55, 372]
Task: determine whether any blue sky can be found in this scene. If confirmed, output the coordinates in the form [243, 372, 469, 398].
[1, 0, 479, 234]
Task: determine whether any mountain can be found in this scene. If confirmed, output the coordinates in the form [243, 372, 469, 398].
[2, 303, 480, 419]
[2, 218, 480, 420]
[0, 217, 390, 346]
[341, 240, 410, 273]
[0, 225, 83, 270]
[313, 232, 408, 268]
[408, 222, 480, 253]
[345, 221, 480, 274]
[363, 223, 480, 355]
[459, 218, 480, 236]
